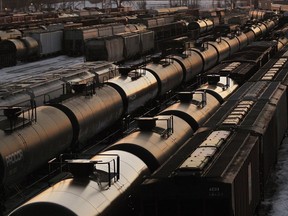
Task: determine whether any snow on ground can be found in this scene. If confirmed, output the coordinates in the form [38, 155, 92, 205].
[0, 56, 84, 83]
[260, 135, 288, 216]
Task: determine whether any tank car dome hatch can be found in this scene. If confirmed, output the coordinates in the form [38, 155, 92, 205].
[207, 74, 221, 85]
[151, 55, 162, 64]
[177, 92, 193, 103]
[118, 66, 132, 76]
[135, 117, 158, 131]
[71, 83, 88, 94]
[3, 107, 22, 120]
[66, 159, 95, 178]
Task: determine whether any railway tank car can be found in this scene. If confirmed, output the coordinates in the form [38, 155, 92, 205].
[0, 17, 279, 189]
[0, 105, 74, 185]
[0, 29, 22, 40]
[187, 18, 214, 34]
[249, 9, 276, 21]
[186, 18, 214, 39]
[0, 36, 39, 66]
[0, 15, 277, 68]
[48, 35, 278, 150]
[8, 38, 285, 213]
[0, 61, 118, 116]
[8, 74, 239, 216]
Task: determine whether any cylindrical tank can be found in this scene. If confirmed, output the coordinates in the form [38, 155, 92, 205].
[107, 70, 158, 114]
[52, 86, 124, 146]
[145, 59, 183, 96]
[21, 36, 39, 56]
[236, 32, 248, 50]
[189, 44, 218, 71]
[222, 36, 240, 55]
[188, 20, 207, 34]
[0, 29, 22, 40]
[250, 25, 262, 39]
[6, 39, 26, 58]
[170, 53, 203, 83]
[208, 39, 230, 62]
[8, 150, 149, 216]
[125, 24, 138, 32]
[204, 18, 214, 32]
[245, 30, 256, 44]
[0, 106, 73, 185]
[277, 37, 288, 51]
[160, 91, 220, 131]
[264, 20, 276, 32]
[108, 115, 194, 172]
[257, 11, 265, 20]
[257, 23, 268, 37]
[134, 23, 147, 31]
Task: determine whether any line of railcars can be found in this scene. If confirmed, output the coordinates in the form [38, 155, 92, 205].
[138, 44, 288, 216]
[0, 61, 119, 117]
[0, 7, 193, 26]
[249, 9, 277, 21]
[7, 69, 240, 216]
[0, 5, 213, 68]
[6, 38, 288, 216]
[1, 19, 279, 120]
[0, 23, 147, 67]
[0, 17, 278, 194]
[83, 17, 217, 63]
[1, 8, 267, 69]
[2, 19, 283, 123]
[0, 17, 211, 68]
